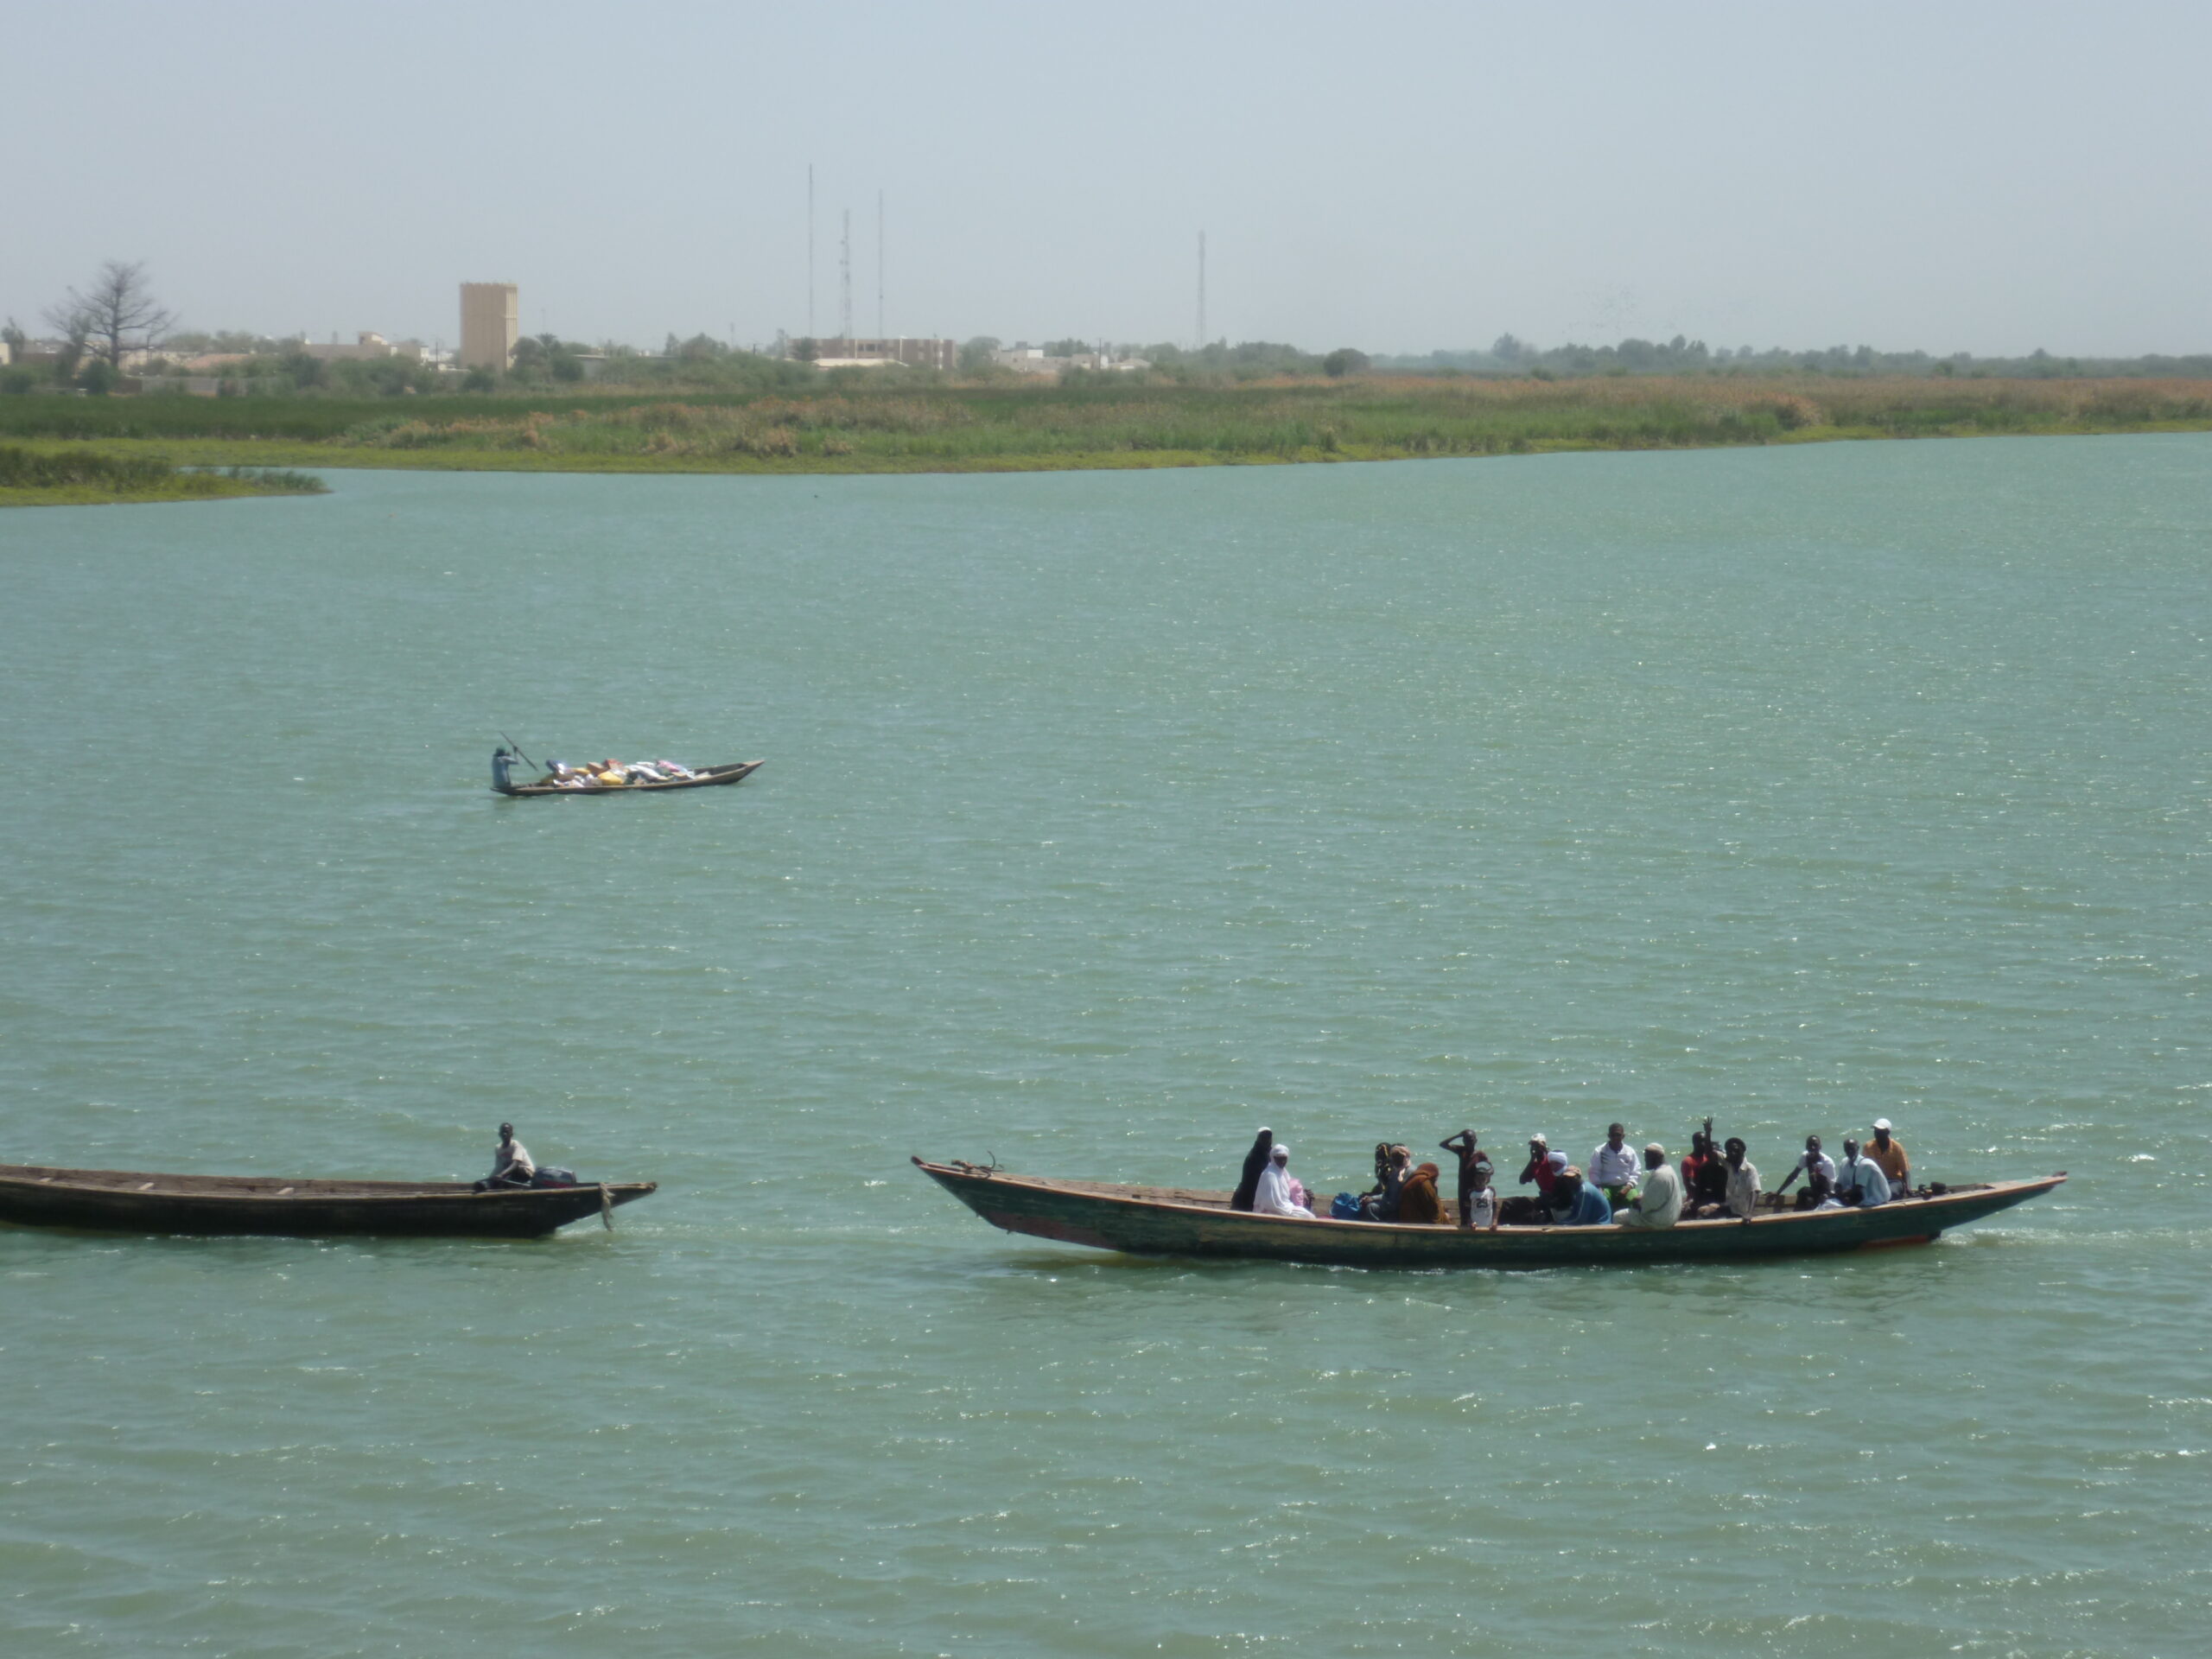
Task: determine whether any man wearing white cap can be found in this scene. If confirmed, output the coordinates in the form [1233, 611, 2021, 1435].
[1867, 1119, 1910, 1194]
[1613, 1144, 1682, 1230]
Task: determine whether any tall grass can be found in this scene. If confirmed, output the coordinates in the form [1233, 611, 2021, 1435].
[0, 445, 327, 503]
[5, 377, 2208, 470]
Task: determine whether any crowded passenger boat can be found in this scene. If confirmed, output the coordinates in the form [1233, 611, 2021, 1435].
[912, 1113, 2059, 1268]
[1229, 1116, 1919, 1229]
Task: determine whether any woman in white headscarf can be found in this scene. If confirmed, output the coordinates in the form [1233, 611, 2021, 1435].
[1252, 1143, 1315, 1218]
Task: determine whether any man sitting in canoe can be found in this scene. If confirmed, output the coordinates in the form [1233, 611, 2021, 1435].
[1834, 1137, 1892, 1207]
[1612, 1144, 1683, 1230]
[1547, 1165, 1612, 1225]
[1680, 1130, 1729, 1212]
[475, 1123, 536, 1191]
[1773, 1135, 1838, 1210]
[1867, 1118, 1910, 1194]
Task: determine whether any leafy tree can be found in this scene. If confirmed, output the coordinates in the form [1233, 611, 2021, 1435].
[957, 336, 1000, 374]
[1322, 348, 1370, 378]
[45, 260, 175, 369]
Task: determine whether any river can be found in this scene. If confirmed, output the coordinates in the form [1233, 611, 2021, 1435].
[1, 436, 2206, 1656]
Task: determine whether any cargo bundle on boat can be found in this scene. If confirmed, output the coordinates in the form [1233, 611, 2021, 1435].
[493, 744, 762, 797]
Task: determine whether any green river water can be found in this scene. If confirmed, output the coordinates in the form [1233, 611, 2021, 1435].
[1, 438, 2206, 1656]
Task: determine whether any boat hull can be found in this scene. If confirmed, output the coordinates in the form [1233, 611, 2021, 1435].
[0, 1166, 658, 1239]
[913, 1160, 2064, 1269]
[499, 760, 762, 797]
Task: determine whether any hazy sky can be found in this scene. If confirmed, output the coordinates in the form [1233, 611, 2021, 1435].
[5, 1, 2207, 357]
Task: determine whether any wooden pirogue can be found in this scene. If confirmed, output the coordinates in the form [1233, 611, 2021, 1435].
[498, 760, 764, 797]
[912, 1158, 2065, 1269]
[0, 1164, 658, 1238]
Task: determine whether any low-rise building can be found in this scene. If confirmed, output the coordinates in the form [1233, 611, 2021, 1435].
[992, 344, 1148, 375]
[787, 336, 956, 371]
[300, 332, 427, 363]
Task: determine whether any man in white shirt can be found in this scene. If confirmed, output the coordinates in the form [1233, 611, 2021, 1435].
[1773, 1134, 1838, 1210]
[481, 1122, 536, 1190]
[1723, 1138, 1762, 1221]
[1834, 1137, 1891, 1207]
[1613, 1144, 1682, 1230]
[1589, 1123, 1642, 1207]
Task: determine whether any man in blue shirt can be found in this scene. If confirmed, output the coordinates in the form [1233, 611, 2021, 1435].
[1547, 1165, 1612, 1225]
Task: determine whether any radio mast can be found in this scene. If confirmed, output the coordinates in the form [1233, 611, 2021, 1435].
[840, 210, 853, 341]
[877, 190, 886, 340]
[1196, 231, 1207, 352]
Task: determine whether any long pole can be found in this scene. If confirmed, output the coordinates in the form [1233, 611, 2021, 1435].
[841, 209, 853, 342]
[807, 164, 816, 341]
[1197, 231, 1207, 353]
[877, 189, 885, 341]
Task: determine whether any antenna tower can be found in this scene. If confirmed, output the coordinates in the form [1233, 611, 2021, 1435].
[1197, 231, 1207, 352]
[840, 209, 853, 342]
[877, 190, 886, 340]
[807, 164, 817, 340]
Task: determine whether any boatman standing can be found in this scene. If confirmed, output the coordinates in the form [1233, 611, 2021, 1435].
[492, 747, 518, 794]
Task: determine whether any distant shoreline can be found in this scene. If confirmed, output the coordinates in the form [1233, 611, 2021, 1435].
[4, 375, 2207, 486]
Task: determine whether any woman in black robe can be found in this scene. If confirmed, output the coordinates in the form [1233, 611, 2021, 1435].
[1230, 1128, 1274, 1211]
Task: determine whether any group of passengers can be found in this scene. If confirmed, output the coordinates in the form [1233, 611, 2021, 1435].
[1226, 1118, 1913, 1230]
[542, 757, 702, 789]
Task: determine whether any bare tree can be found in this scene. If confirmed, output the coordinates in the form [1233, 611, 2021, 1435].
[44, 260, 175, 369]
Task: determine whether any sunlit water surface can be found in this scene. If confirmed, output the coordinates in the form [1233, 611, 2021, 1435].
[1, 438, 2207, 1656]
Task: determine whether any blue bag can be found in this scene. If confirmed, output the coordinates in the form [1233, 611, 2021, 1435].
[1331, 1192, 1363, 1221]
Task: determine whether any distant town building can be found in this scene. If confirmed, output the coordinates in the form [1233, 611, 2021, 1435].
[786, 335, 956, 371]
[300, 332, 429, 364]
[992, 344, 1148, 375]
[460, 283, 519, 371]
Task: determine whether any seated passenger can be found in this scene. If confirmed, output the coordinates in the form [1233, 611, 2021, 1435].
[1774, 1135, 1838, 1210]
[1547, 1165, 1612, 1226]
[1834, 1136, 1891, 1207]
[1589, 1122, 1641, 1208]
[1398, 1160, 1445, 1224]
[1252, 1144, 1314, 1218]
[1458, 1160, 1499, 1231]
[1441, 1130, 1490, 1228]
[1517, 1135, 1557, 1195]
[1722, 1137, 1762, 1221]
[1613, 1143, 1683, 1230]
[1680, 1131, 1729, 1212]
[1230, 1128, 1275, 1211]
[474, 1122, 536, 1191]
[1867, 1118, 1911, 1194]
[1360, 1144, 1409, 1221]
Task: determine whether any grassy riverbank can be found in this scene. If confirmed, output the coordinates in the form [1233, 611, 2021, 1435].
[4, 376, 2209, 478]
[0, 445, 329, 507]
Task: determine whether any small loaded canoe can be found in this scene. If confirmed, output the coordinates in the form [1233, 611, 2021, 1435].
[0, 1164, 658, 1238]
[912, 1158, 2065, 1269]
[499, 761, 764, 797]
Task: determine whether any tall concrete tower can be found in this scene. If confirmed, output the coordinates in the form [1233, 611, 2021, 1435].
[459, 283, 518, 371]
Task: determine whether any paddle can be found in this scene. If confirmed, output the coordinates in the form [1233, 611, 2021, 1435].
[499, 731, 541, 774]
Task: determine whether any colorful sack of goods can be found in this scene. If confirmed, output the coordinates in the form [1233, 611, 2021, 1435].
[1331, 1192, 1363, 1221]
